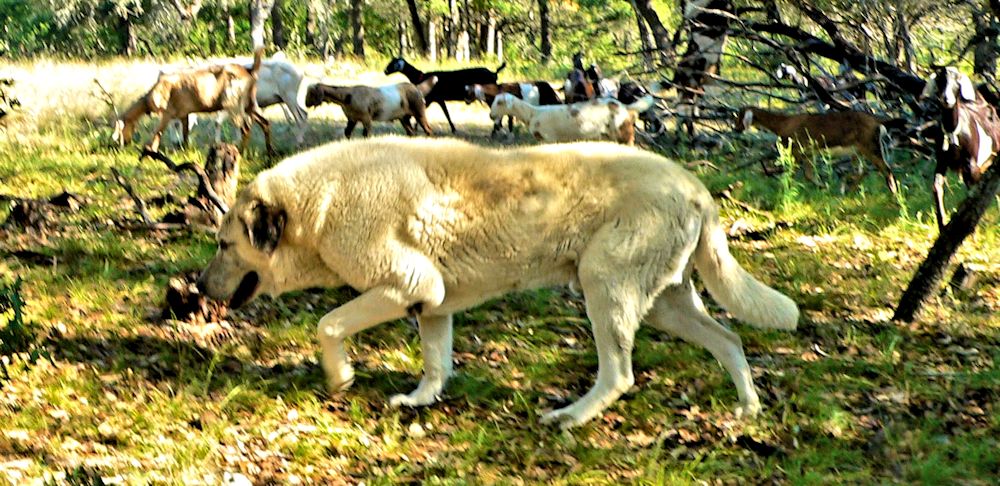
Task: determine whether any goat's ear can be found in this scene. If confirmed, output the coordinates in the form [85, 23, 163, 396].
[958, 75, 976, 101]
[245, 200, 286, 254]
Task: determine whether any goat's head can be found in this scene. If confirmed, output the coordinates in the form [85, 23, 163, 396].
[734, 108, 754, 133]
[384, 57, 407, 75]
[304, 84, 326, 108]
[922, 66, 976, 108]
[464, 84, 481, 104]
[489, 93, 515, 121]
[565, 69, 595, 103]
[585, 64, 603, 83]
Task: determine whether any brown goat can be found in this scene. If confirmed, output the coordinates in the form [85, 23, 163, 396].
[735, 107, 899, 195]
[305, 77, 437, 138]
[921, 66, 1000, 232]
[114, 48, 273, 156]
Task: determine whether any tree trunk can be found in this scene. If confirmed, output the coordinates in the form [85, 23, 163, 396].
[628, 0, 655, 69]
[539, 0, 552, 64]
[249, 0, 275, 49]
[305, 2, 317, 51]
[429, 20, 437, 62]
[171, 0, 203, 23]
[973, 6, 999, 83]
[496, 29, 503, 61]
[674, 0, 733, 136]
[271, 0, 287, 50]
[121, 14, 138, 56]
[351, 0, 366, 58]
[447, 0, 458, 58]
[893, 162, 1000, 322]
[398, 21, 407, 56]
[632, 0, 672, 64]
[486, 15, 496, 56]
[405, 0, 429, 55]
[225, 7, 236, 45]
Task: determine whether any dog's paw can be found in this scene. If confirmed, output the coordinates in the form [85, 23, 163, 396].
[734, 401, 762, 419]
[389, 390, 439, 408]
[327, 370, 355, 394]
[539, 407, 588, 430]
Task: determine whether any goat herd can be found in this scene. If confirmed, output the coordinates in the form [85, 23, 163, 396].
[111, 50, 995, 232]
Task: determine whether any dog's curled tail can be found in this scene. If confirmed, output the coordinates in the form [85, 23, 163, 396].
[694, 207, 799, 330]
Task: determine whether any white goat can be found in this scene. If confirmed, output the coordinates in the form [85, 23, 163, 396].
[490, 93, 654, 145]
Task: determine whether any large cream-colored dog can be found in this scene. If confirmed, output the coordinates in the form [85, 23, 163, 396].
[197, 136, 799, 429]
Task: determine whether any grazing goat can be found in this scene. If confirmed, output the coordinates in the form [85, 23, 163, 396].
[251, 55, 309, 144]
[384, 57, 506, 133]
[156, 55, 309, 146]
[735, 107, 899, 195]
[490, 93, 654, 145]
[464, 82, 562, 134]
[114, 48, 273, 156]
[304, 77, 437, 138]
[921, 66, 1000, 232]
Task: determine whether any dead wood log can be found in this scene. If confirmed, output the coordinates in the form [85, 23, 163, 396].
[140, 147, 231, 214]
[110, 167, 158, 227]
[1, 199, 51, 231]
[893, 162, 1000, 322]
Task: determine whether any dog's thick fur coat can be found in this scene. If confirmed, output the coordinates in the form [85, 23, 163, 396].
[198, 137, 799, 428]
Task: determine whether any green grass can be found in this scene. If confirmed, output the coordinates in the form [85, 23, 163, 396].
[1, 63, 998, 484]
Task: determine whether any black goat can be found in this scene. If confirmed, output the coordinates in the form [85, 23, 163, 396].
[921, 66, 1000, 232]
[617, 81, 663, 134]
[384, 57, 507, 133]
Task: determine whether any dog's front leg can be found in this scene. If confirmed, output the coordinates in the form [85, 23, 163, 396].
[317, 286, 414, 393]
[390, 313, 454, 407]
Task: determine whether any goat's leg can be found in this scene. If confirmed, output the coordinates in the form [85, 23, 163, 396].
[400, 116, 416, 136]
[438, 101, 457, 133]
[361, 120, 373, 138]
[933, 172, 948, 233]
[859, 146, 899, 195]
[507, 115, 515, 133]
[796, 149, 824, 188]
[147, 115, 174, 153]
[344, 120, 357, 139]
[182, 117, 191, 148]
[416, 112, 433, 136]
[252, 111, 274, 158]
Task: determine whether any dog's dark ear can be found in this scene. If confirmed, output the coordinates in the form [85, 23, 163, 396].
[247, 201, 286, 254]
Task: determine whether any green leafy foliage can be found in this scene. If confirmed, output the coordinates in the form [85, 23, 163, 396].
[0, 276, 48, 380]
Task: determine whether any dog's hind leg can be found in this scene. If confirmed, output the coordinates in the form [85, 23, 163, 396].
[389, 313, 454, 407]
[645, 280, 761, 418]
[540, 274, 642, 429]
[540, 210, 702, 429]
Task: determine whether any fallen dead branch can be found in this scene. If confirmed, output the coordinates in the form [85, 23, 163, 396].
[93, 78, 119, 121]
[0, 190, 86, 232]
[140, 148, 230, 214]
[109, 167, 158, 227]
